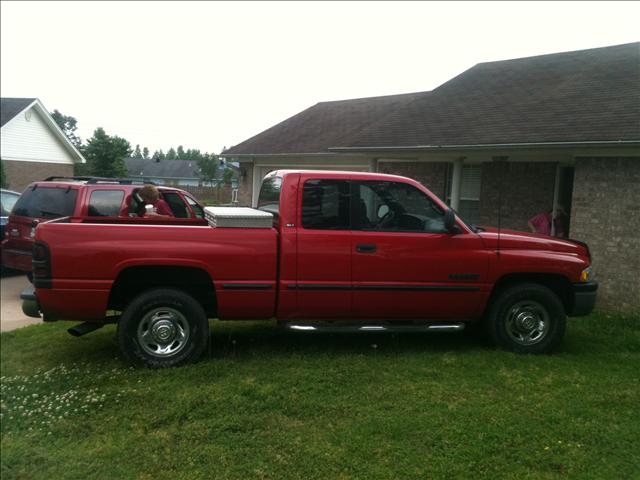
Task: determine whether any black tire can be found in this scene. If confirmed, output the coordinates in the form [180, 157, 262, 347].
[117, 288, 209, 367]
[486, 283, 566, 354]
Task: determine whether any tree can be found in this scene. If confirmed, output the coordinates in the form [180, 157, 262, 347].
[83, 127, 131, 177]
[0, 159, 8, 188]
[133, 145, 143, 159]
[166, 147, 177, 160]
[177, 145, 185, 159]
[143, 147, 150, 159]
[152, 150, 165, 161]
[197, 153, 219, 186]
[50, 109, 82, 149]
[221, 167, 234, 185]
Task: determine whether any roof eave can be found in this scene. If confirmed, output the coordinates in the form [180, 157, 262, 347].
[30, 100, 86, 163]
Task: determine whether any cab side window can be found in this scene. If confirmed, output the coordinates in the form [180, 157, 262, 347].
[302, 179, 350, 230]
[162, 192, 190, 218]
[88, 190, 125, 217]
[352, 181, 446, 233]
[185, 195, 204, 219]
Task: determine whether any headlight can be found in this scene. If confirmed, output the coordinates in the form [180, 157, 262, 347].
[580, 266, 593, 282]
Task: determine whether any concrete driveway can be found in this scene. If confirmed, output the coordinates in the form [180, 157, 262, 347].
[1, 271, 42, 332]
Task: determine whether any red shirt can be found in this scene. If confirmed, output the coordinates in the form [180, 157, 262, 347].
[154, 199, 174, 216]
[529, 212, 551, 235]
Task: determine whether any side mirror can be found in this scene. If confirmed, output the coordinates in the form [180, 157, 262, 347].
[444, 208, 459, 234]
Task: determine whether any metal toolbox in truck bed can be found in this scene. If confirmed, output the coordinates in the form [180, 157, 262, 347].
[204, 207, 273, 228]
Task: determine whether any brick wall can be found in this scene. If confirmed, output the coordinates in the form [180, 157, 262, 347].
[478, 161, 557, 231]
[2, 159, 73, 192]
[378, 161, 449, 199]
[570, 157, 640, 313]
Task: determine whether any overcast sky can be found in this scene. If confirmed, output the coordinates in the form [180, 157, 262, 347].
[1, 1, 638, 154]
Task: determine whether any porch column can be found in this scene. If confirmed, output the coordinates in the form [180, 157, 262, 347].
[550, 163, 562, 236]
[450, 157, 464, 211]
[251, 162, 260, 207]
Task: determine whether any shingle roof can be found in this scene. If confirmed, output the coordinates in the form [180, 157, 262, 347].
[223, 42, 640, 155]
[1, 98, 36, 127]
[224, 91, 431, 154]
[125, 158, 202, 179]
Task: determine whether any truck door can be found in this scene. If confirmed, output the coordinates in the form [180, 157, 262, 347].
[294, 177, 352, 319]
[350, 180, 488, 320]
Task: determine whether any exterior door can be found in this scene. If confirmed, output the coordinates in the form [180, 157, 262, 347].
[350, 180, 488, 320]
[294, 177, 352, 319]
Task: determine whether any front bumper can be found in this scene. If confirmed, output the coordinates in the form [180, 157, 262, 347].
[569, 281, 598, 317]
[21, 285, 42, 318]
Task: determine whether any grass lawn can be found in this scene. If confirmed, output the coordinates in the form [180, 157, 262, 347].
[1, 313, 639, 479]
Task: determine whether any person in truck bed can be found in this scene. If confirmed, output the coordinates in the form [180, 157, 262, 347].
[138, 184, 174, 217]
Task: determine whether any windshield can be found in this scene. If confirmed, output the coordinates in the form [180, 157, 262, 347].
[12, 186, 78, 218]
[1, 192, 20, 216]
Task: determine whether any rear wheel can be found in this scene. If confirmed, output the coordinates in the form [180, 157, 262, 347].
[117, 288, 209, 367]
[486, 283, 566, 354]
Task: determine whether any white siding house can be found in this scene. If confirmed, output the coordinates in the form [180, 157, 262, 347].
[1, 98, 85, 191]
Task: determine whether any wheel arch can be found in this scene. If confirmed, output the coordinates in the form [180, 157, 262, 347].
[487, 273, 573, 315]
[108, 265, 217, 317]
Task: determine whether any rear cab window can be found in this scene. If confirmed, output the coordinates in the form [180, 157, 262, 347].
[12, 186, 78, 219]
[257, 176, 283, 218]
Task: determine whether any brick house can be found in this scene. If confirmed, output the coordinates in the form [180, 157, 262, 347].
[222, 42, 640, 312]
[1, 98, 86, 191]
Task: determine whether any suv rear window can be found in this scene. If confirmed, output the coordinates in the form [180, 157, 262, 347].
[12, 187, 78, 218]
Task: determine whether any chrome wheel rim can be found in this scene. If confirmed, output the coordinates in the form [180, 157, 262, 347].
[505, 300, 549, 346]
[137, 307, 190, 357]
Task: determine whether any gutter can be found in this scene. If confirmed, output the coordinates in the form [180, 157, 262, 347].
[327, 140, 640, 152]
[219, 152, 370, 158]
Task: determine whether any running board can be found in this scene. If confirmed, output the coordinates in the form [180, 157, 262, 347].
[285, 323, 465, 333]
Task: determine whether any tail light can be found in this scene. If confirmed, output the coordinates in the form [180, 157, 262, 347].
[32, 241, 52, 288]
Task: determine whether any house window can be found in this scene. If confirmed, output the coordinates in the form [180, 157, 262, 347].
[446, 164, 482, 225]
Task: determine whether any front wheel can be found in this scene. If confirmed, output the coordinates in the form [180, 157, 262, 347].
[117, 288, 209, 367]
[486, 283, 566, 354]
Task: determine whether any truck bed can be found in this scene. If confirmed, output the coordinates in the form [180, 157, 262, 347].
[34, 218, 279, 321]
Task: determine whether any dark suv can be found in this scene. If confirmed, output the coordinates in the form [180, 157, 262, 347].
[1, 177, 206, 274]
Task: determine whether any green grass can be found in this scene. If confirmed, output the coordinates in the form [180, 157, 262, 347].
[1, 313, 639, 479]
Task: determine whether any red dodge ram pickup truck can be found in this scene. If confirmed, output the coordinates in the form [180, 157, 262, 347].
[22, 170, 597, 367]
